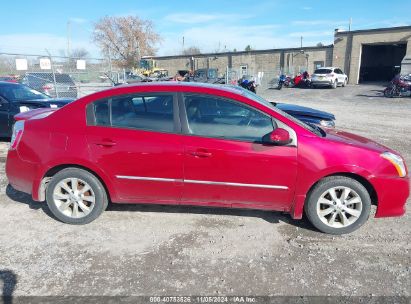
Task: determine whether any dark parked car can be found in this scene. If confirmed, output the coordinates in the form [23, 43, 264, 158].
[0, 82, 73, 137]
[189, 68, 225, 84]
[275, 103, 335, 127]
[21, 72, 78, 98]
[232, 86, 335, 127]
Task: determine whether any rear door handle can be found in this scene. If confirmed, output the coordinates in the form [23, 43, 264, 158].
[93, 140, 117, 147]
[188, 149, 212, 158]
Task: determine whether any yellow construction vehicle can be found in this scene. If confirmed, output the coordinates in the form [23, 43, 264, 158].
[138, 57, 157, 77]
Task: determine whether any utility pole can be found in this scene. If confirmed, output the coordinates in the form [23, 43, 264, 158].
[300, 36, 303, 49]
[67, 20, 71, 72]
[108, 47, 113, 83]
[349, 17, 352, 32]
[67, 20, 71, 59]
[182, 36, 185, 53]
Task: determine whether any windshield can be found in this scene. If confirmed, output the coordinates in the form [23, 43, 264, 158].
[231, 85, 321, 136]
[0, 84, 49, 101]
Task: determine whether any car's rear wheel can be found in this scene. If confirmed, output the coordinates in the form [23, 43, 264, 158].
[331, 80, 338, 89]
[304, 176, 371, 234]
[46, 168, 108, 224]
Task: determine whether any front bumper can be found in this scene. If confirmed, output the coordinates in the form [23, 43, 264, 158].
[371, 175, 410, 217]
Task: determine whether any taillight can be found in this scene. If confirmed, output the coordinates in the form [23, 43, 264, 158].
[42, 84, 54, 90]
[327, 73, 334, 77]
[10, 120, 24, 150]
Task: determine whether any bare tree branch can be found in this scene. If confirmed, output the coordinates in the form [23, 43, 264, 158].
[92, 15, 161, 69]
[182, 46, 201, 55]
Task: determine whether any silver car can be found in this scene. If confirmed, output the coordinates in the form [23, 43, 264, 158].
[311, 67, 348, 89]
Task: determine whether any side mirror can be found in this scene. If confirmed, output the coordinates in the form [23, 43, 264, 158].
[263, 128, 291, 146]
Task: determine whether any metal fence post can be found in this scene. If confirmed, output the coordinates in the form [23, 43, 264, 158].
[45, 49, 59, 98]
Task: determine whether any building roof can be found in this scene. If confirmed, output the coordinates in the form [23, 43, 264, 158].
[335, 25, 411, 36]
[148, 45, 333, 60]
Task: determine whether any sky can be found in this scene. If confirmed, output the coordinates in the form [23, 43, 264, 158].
[0, 0, 410, 58]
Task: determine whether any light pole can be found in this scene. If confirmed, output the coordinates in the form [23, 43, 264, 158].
[67, 20, 71, 62]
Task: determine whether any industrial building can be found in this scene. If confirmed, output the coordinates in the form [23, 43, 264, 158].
[148, 26, 411, 84]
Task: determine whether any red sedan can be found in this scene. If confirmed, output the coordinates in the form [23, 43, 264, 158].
[6, 82, 409, 234]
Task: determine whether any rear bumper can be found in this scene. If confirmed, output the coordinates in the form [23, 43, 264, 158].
[6, 149, 42, 200]
[311, 80, 333, 86]
[371, 175, 409, 217]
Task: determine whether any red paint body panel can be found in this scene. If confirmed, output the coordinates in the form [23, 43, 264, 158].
[86, 126, 184, 203]
[5, 82, 409, 221]
[182, 135, 297, 209]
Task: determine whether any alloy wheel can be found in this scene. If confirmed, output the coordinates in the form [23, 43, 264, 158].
[53, 178, 96, 218]
[316, 186, 363, 228]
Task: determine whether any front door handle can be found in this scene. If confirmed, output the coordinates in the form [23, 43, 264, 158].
[93, 140, 117, 147]
[188, 149, 212, 158]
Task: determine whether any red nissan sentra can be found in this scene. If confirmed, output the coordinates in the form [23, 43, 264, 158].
[6, 82, 409, 234]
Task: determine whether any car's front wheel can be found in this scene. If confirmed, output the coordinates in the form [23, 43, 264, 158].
[304, 176, 371, 234]
[46, 168, 108, 224]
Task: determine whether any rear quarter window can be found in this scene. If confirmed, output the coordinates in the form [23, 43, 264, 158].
[314, 69, 332, 74]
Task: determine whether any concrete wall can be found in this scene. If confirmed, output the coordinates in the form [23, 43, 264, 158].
[402, 37, 411, 75]
[150, 46, 333, 78]
[333, 26, 411, 84]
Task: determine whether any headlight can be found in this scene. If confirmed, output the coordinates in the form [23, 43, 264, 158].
[319, 120, 335, 127]
[381, 152, 407, 177]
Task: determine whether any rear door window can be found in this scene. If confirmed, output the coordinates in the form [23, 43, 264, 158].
[87, 93, 176, 133]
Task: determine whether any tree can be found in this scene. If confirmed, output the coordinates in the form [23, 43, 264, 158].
[92, 15, 161, 68]
[244, 45, 252, 52]
[316, 42, 324, 47]
[70, 48, 89, 59]
[182, 46, 201, 55]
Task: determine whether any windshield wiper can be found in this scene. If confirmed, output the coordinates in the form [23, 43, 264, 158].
[307, 123, 325, 137]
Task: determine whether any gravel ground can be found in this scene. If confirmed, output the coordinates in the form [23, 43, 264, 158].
[0, 84, 410, 297]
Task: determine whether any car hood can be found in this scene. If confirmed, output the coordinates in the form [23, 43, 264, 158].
[276, 103, 335, 120]
[324, 128, 394, 154]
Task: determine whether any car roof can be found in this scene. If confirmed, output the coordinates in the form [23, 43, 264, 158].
[118, 81, 236, 93]
[315, 67, 339, 70]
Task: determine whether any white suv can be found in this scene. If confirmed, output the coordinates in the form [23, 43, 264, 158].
[311, 67, 348, 89]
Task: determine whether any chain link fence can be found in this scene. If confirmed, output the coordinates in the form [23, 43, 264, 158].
[0, 53, 119, 98]
[0, 52, 312, 98]
[225, 66, 283, 91]
[224, 64, 311, 92]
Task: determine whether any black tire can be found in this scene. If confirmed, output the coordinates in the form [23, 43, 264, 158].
[46, 168, 108, 225]
[342, 79, 347, 87]
[331, 80, 337, 89]
[384, 88, 394, 98]
[304, 176, 371, 235]
[277, 83, 283, 90]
